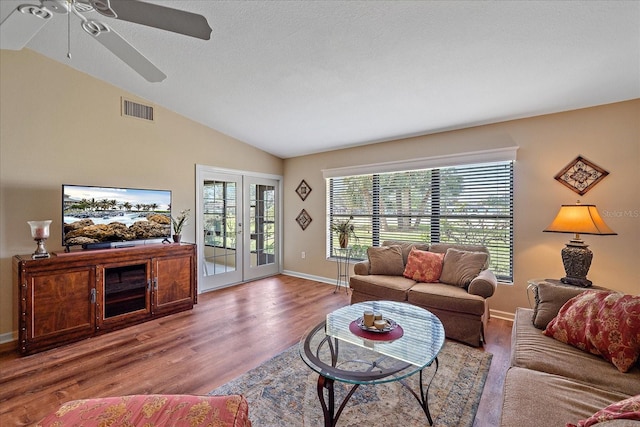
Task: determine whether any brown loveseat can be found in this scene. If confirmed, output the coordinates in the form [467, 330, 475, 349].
[349, 241, 498, 346]
[500, 281, 640, 426]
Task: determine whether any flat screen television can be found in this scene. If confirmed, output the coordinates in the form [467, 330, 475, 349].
[62, 184, 172, 250]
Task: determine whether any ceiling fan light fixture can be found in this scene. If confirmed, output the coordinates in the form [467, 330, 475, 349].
[40, 0, 70, 14]
[73, 1, 95, 14]
[1, 0, 210, 82]
[82, 19, 110, 37]
[17, 4, 53, 19]
[89, 0, 117, 19]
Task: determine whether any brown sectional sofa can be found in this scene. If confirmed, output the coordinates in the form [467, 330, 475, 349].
[500, 282, 640, 427]
[349, 241, 497, 347]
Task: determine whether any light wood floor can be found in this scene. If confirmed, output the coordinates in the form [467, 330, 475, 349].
[0, 274, 512, 426]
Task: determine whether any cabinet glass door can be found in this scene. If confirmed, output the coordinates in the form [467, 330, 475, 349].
[98, 260, 151, 327]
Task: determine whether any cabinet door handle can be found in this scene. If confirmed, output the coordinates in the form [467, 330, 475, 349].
[153, 277, 158, 290]
[147, 279, 152, 291]
[90, 288, 96, 304]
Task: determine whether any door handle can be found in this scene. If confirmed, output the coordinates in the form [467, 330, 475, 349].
[90, 288, 96, 304]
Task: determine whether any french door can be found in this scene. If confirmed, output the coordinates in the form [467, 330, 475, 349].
[196, 165, 281, 293]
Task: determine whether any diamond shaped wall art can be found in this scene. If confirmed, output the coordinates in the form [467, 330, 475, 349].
[296, 209, 312, 230]
[296, 180, 312, 201]
[554, 155, 609, 196]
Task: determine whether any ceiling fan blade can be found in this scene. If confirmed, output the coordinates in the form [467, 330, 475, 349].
[82, 20, 166, 82]
[0, 4, 53, 50]
[90, 0, 212, 40]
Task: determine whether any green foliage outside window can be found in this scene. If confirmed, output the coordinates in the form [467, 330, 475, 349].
[328, 162, 513, 281]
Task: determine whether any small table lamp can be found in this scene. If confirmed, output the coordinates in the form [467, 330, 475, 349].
[543, 202, 616, 287]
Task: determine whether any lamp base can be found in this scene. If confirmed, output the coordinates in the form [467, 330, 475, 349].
[560, 239, 593, 288]
[560, 276, 592, 288]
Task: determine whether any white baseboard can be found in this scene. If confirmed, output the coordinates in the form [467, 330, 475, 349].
[490, 309, 515, 322]
[0, 273, 338, 347]
[0, 331, 17, 345]
[0, 274, 511, 346]
[281, 270, 343, 287]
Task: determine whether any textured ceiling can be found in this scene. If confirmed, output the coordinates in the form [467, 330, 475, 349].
[1, 1, 639, 158]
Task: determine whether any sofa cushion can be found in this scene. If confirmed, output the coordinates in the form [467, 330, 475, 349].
[402, 248, 444, 283]
[382, 240, 429, 265]
[500, 367, 632, 427]
[532, 281, 589, 329]
[429, 243, 490, 270]
[439, 248, 489, 288]
[511, 309, 640, 396]
[543, 291, 640, 373]
[408, 282, 486, 316]
[367, 245, 405, 276]
[349, 274, 415, 301]
[567, 395, 640, 427]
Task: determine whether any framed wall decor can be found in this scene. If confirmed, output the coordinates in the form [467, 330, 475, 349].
[296, 179, 312, 201]
[296, 209, 312, 230]
[554, 155, 609, 196]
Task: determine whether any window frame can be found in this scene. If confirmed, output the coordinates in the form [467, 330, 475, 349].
[324, 148, 517, 282]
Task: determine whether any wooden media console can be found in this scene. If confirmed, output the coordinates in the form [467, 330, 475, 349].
[13, 243, 197, 355]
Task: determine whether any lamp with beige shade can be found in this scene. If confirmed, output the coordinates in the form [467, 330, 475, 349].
[543, 201, 617, 287]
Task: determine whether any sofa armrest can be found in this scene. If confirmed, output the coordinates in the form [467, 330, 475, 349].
[353, 261, 370, 275]
[468, 269, 497, 299]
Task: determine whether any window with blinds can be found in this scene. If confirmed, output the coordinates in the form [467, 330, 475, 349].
[327, 161, 514, 281]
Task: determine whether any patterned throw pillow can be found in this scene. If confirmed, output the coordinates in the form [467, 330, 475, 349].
[566, 394, 640, 427]
[543, 290, 640, 373]
[403, 248, 444, 283]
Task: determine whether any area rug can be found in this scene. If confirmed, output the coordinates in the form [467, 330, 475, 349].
[210, 340, 492, 427]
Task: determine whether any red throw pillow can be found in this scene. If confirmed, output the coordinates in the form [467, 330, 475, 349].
[403, 248, 444, 283]
[566, 394, 640, 427]
[543, 290, 640, 373]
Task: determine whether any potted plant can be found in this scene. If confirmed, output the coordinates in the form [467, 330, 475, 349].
[331, 216, 358, 248]
[171, 209, 190, 243]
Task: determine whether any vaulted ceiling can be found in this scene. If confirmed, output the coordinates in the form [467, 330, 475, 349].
[1, 1, 638, 158]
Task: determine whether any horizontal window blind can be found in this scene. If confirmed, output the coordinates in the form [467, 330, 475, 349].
[328, 161, 513, 281]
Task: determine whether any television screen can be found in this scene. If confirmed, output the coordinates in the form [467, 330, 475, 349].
[63, 184, 172, 248]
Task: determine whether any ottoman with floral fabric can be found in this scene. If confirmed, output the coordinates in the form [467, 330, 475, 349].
[36, 394, 251, 427]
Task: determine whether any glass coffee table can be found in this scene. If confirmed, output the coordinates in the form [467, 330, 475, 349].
[299, 301, 445, 427]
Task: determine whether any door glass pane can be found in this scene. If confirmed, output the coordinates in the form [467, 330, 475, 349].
[249, 184, 275, 268]
[203, 180, 237, 276]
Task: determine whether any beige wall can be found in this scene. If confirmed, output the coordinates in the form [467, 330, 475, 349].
[283, 100, 640, 317]
[0, 50, 283, 337]
[2, 49, 638, 340]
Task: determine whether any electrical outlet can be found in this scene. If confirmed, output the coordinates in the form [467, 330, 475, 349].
[301, 251, 306, 259]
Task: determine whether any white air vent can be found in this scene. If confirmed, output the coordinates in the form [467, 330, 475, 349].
[121, 97, 154, 122]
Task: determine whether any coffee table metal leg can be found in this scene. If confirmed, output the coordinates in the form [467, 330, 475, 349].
[317, 375, 360, 427]
[401, 356, 439, 425]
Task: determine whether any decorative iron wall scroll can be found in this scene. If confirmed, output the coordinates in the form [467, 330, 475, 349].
[296, 180, 312, 201]
[554, 155, 609, 196]
[296, 209, 312, 230]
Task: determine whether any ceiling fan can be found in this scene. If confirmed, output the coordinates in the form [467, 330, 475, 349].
[0, 0, 212, 82]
